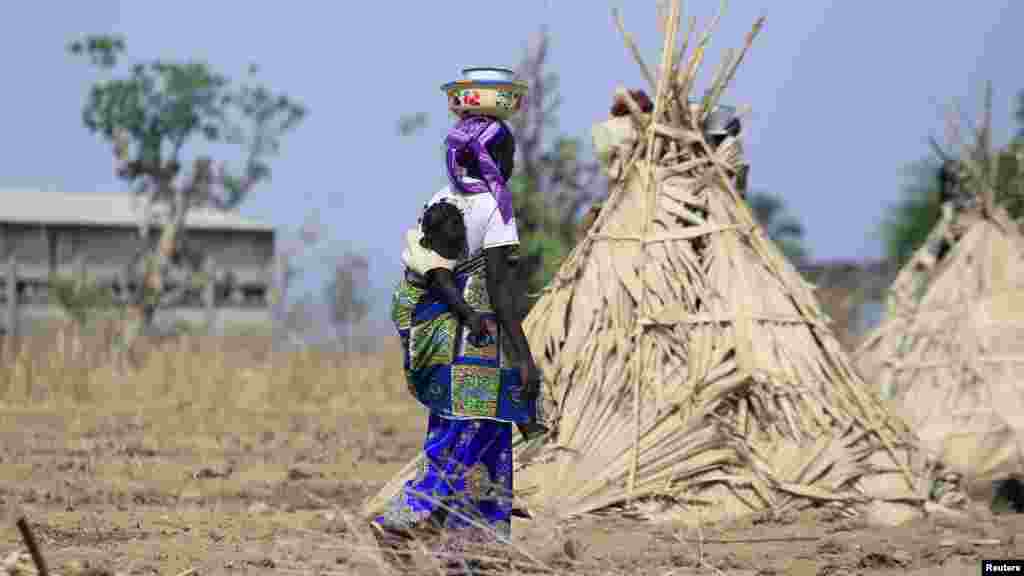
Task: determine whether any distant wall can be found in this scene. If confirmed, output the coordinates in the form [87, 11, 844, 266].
[0, 222, 273, 275]
[797, 259, 897, 349]
[0, 221, 275, 333]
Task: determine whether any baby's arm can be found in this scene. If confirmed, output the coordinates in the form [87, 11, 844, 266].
[425, 269, 476, 323]
[402, 229, 491, 341]
[427, 270, 494, 345]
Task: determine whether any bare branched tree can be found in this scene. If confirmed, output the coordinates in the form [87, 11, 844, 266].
[325, 252, 370, 350]
[281, 293, 318, 347]
[505, 28, 602, 296]
[509, 28, 602, 229]
[270, 212, 324, 347]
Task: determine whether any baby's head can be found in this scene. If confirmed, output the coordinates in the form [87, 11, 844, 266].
[420, 199, 467, 261]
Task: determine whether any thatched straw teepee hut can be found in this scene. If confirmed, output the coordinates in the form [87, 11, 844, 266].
[855, 85, 1024, 496]
[367, 0, 947, 528]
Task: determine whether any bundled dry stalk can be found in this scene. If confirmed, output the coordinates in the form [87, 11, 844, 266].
[366, 0, 940, 528]
[855, 86, 1024, 494]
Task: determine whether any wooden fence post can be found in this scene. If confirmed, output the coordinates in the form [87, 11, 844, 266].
[6, 256, 18, 341]
[270, 252, 288, 352]
[203, 258, 218, 333]
[72, 255, 86, 285]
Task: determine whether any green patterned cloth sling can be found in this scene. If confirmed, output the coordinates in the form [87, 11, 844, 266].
[392, 254, 535, 423]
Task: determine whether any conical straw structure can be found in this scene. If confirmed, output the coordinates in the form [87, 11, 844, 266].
[366, 0, 942, 528]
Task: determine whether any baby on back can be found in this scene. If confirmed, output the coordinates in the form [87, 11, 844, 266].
[402, 198, 494, 347]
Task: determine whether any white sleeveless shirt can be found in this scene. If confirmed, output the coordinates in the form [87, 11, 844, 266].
[419, 179, 519, 261]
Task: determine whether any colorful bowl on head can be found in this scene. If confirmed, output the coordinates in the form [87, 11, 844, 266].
[442, 67, 528, 120]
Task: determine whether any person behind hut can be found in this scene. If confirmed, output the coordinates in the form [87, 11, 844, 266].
[373, 69, 545, 565]
[580, 89, 746, 240]
[577, 89, 654, 240]
[914, 159, 975, 271]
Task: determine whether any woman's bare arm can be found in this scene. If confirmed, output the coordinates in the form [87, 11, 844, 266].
[484, 245, 539, 394]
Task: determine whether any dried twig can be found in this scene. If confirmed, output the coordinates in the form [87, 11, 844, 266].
[675, 535, 821, 544]
[612, 7, 657, 92]
[16, 517, 50, 576]
[696, 509, 704, 566]
[702, 17, 766, 120]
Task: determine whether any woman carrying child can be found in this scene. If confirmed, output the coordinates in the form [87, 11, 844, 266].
[372, 68, 545, 568]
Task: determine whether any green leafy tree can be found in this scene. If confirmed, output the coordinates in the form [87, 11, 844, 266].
[745, 191, 809, 265]
[68, 34, 306, 349]
[49, 261, 116, 326]
[1016, 90, 1024, 140]
[880, 159, 946, 268]
[881, 91, 1024, 268]
[995, 139, 1024, 217]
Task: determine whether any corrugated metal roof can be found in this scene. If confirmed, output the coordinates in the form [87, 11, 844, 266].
[0, 189, 274, 232]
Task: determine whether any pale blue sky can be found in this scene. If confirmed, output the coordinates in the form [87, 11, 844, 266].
[1, 1, 1019, 328]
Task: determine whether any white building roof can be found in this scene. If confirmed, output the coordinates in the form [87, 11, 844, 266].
[0, 189, 274, 232]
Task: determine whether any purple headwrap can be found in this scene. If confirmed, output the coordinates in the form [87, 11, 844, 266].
[445, 115, 514, 225]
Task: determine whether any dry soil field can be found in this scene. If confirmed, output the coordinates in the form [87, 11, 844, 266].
[0, 329, 1020, 575]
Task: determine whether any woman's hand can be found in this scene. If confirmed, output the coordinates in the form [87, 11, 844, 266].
[516, 364, 548, 442]
[520, 360, 541, 404]
[466, 312, 496, 346]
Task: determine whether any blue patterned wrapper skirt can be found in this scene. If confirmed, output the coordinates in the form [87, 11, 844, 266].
[373, 413, 513, 545]
[374, 258, 533, 554]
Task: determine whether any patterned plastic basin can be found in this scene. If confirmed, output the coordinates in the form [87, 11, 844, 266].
[441, 80, 528, 120]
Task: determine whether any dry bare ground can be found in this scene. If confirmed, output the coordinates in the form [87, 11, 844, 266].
[0, 328, 1020, 575]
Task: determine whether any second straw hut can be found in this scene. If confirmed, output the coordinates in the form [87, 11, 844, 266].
[855, 88, 1024, 499]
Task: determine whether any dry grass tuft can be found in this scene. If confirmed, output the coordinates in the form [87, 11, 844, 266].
[0, 323, 410, 418]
